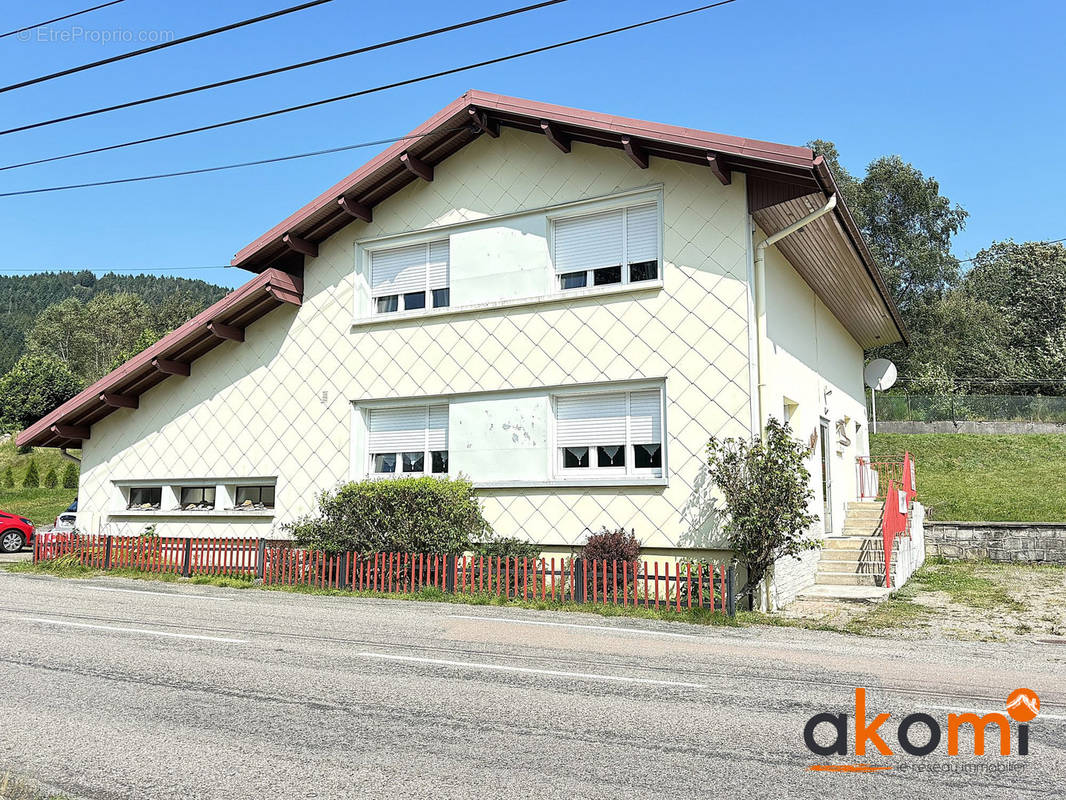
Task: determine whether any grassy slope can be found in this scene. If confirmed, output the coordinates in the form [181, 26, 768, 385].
[0, 437, 78, 525]
[870, 433, 1066, 522]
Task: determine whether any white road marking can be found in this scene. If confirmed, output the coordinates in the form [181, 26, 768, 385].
[79, 585, 233, 601]
[923, 703, 1066, 721]
[450, 613, 707, 640]
[19, 616, 247, 644]
[359, 651, 706, 688]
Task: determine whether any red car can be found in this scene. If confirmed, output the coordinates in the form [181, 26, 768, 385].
[0, 509, 34, 553]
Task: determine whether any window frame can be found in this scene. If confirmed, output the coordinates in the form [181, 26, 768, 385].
[234, 484, 275, 509]
[179, 485, 216, 510]
[366, 404, 450, 479]
[549, 199, 663, 295]
[550, 386, 666, 481]
[127, 486, 163, 510]
[367, 238, 450, 318]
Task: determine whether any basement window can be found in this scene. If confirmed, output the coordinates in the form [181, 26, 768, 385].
[179, 486, 216, 511]
[127, 486, 162, 510]
[234, 485, 275, 509]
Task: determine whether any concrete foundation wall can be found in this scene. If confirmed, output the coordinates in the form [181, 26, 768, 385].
[876, 421, 1066, 435]
[926, 520, 1066, 564]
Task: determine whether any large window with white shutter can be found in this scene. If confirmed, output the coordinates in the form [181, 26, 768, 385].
[552, 202, 660, 292]
[370, 240, 450, 314]
[553, 388, 664, 479]
[367, 405, 449, 476]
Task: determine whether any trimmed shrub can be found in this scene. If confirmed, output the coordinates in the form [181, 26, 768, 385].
[285, 476, 491, 555]
[22, 460, 39, 489]
[44, 467, 58, 489]
[581, 527, 642, 600]
[473, 535, 541, 561]
[62, 462, 78, 490]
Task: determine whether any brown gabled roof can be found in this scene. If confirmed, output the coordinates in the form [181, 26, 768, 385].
[231, 90, 906, 347]
[17, 269, 303, 448]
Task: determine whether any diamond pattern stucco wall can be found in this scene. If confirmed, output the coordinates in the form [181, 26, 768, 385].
[79, 128, 754, 549]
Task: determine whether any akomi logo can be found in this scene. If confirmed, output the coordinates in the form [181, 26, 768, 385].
[804, 688, 1040, 772]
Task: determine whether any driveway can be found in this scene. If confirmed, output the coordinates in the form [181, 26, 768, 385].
[0, 571, 1062, 799]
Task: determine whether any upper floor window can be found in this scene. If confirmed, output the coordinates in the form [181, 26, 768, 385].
[368, 405, 449, 476]
[554, 388, 663, 479]
[371, 240, 450, 314]
[552, 203, 659, 292]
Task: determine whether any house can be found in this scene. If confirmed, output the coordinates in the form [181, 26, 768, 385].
[18, 91, 906, 605]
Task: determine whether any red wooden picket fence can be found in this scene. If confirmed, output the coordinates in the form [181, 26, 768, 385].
[33, 533, 736, 616]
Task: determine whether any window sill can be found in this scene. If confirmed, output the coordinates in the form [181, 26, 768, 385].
[107, 509, 276, 519]
[473, 478, 667, 489]
[351, 280, 664, 328]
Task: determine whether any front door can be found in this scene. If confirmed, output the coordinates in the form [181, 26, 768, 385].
[819, 418, 833, 534]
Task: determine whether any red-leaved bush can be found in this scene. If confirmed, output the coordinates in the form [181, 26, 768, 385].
[581, 527, 642, 601]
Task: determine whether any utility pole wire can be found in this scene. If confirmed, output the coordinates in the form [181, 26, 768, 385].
[0, 0, 335, 94]
[0, 1, 126, 40]
[0, 0, 739, 174]
[0, 0, 567, 137]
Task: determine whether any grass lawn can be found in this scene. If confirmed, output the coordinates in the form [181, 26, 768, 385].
[0, 436, 78, 525]
[870, 433, 1066, 522]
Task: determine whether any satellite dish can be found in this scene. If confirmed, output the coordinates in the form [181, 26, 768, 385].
[864, 359, 897, 391]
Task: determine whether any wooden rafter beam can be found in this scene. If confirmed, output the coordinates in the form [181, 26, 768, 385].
[51, 424, 89, 440]
[400, 151, 433, 182]
[100, 392, 138, 409]
[337, 196, 372, 222]
[152, 357, 190, 377]
[467, 108, 499, 138]
[207, 321, 245, 342]
[706, 152, 732, 185]
[266, 285, 303, 306]
[539, 119, 570, 153]
[621, 135, 649, 169]
[282, 233, 318, 258]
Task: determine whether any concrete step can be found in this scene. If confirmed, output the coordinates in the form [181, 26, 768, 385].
[841, 526, 881, 536]
[815, 571, 885, 586]
[798, 584, 892, 602]
[818, 553, 894, 567]
[844, 510, 884, 522]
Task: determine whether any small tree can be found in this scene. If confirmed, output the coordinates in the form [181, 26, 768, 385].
[706, 417, 819, 607]
[44, 467, 58, 488]
[1, 466, 13, 488]
[62, 462, 79, 489]
[23, 460, 40, 489]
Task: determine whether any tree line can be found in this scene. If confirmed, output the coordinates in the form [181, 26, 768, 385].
[811, 140, 1066, 396]
[0, 272, 226, 432]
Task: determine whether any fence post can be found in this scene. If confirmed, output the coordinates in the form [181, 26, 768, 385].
[181, 537, 192, 578]
[255, 538, 266, 580]
[725, 564, 736, 618]
[337, 552, 350, 590]
[103, 535, 112, 570]
[573, 558, 586, 604]
[445, 555, 456, 593]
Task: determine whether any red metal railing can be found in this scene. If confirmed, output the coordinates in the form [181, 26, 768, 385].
[878, 451, 916, 588]
[33, 534, 737, 615]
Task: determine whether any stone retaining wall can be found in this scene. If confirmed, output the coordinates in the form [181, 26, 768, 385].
[925, 521, 1066, 564]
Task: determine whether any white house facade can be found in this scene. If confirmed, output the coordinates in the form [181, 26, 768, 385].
[20, 92, 906, 601]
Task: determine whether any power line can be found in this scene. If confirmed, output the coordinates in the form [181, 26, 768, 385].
[0, 0, 335, 95]
[0, 0, 739, 174]
[0, 129, 465, 198]
[0, 1, 127, 40]
[0, 0, 567, 137]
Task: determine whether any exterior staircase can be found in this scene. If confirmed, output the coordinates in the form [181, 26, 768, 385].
[803, 501, 895, 600]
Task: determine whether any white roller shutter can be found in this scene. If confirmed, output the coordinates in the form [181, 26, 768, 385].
[625, 204, 658, 264]
[556, 393, 627, 447]
[368, 407, 428, 452]
[427, 240, 449, 291]
[427, 405, 449, 450]
[553, 209, 624, 273]
[370, 240, 449, 296]
[628, 390, 662, 444]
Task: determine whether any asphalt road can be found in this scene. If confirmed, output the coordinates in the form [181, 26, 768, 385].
[1, 572, 1063, 799]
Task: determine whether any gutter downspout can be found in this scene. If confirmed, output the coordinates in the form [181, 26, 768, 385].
[752, 193, 837, 436]
[60, 448, 81, 464]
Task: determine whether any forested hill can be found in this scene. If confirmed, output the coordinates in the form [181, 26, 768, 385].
[0, 271, 228, 374]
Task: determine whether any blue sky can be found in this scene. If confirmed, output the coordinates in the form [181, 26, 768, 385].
[0, 0, 1062, 289]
